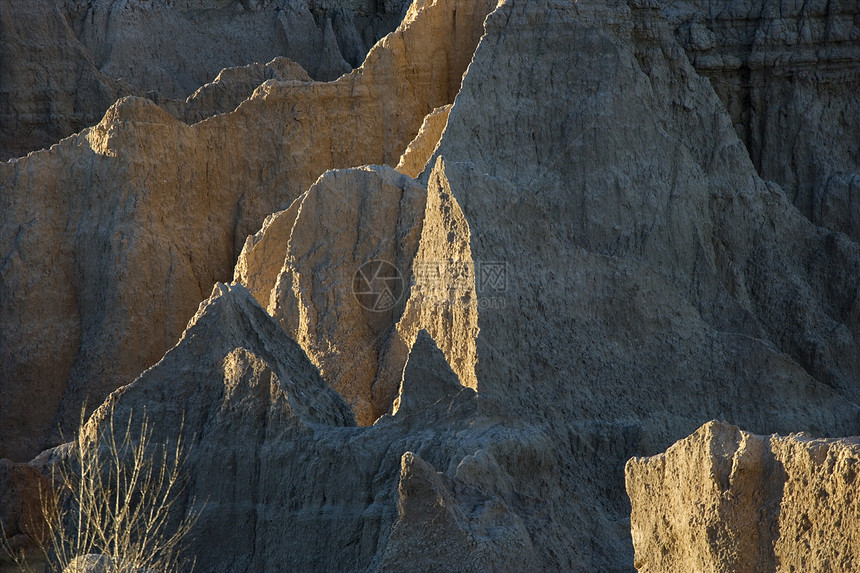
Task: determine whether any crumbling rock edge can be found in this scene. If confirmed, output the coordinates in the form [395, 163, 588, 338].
[626, 421, 860, 572]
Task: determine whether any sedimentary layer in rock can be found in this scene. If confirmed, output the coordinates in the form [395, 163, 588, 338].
[420, 0, 860, 567]
[626, 421, 860, 572]
[229, 0, 860, 568]
[5, 0, 860, 570]
[660, 0, 860, 241]
[0, 0, 497, 461]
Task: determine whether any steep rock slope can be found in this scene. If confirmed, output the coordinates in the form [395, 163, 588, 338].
[0, 0, 412, 161]
[395, 104, 451, 178]
[433, 0, 860, 428]
[4, 0, 859, 570]
[59, 0, 860, 569]
[422, 0, 860, 567]
[234, 155, 480, 425]
[660, 0, 860, 240]
[0, 0, 497, 461]
[626, 421, 860, 572]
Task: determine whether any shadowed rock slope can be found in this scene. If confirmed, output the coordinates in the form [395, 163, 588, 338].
[627, 421, 860, 572]
[660, 0, 860, 241]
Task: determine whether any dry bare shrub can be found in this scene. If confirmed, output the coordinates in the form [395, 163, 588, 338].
[4, 406, 200, 572]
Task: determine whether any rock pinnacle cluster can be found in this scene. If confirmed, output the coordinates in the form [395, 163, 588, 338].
[1, 0, 858, 571]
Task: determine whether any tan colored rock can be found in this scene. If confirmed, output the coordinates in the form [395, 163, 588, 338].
[237, 166, 427, 424]
[161, 57, 313, 124]
[5, 0, 860, 570]
[235, 157, 479, 425]
[0, 0, 413, 160]
[421, 0, 860, 567]
[396, 104, 451, 178]
[626, 421, 860, 572]
[0, 0, 498, 460]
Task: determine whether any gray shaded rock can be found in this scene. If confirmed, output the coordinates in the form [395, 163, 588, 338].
[0, 0, 122, 161]
[660, 0, 860, 241]
[161, 56, 313, 124]
[5, 0, 860, 571]
[425, 0, 860, 567]
[392, 329, 473, 418]
[62, 292, 559, 571]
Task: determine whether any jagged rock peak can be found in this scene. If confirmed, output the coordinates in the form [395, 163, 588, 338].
[108, 281, 357, 429]
[236, 165, 428, 425]
[392, 329, 475, 418]
[0, 0, 415, 160]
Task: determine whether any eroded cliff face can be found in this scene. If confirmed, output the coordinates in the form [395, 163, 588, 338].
[660, 0, 860, 241]
[626, 421, 860, 573]
[0, 0, 497, 461]
[0, 0, 412, 161]
[2, 0, 859, 571]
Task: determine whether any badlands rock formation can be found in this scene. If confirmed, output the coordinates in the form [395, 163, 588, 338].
[395, 104, 452, 178]
[1, 0, 859, 571]
[0, 0, 495, 461]
[0, 0, 412, 160]
[627, 421, 860, 572]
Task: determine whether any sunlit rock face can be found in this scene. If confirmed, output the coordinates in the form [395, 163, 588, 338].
[627, 421, 860, 573]
[0, 0, 495, 461]
[235, 165, 428, 425]
[2, 0, 859, 570]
